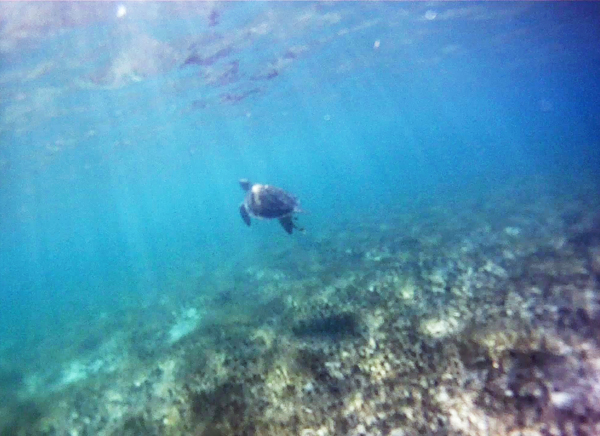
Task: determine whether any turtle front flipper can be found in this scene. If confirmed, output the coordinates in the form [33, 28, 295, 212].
[240, 204, 251, 226]
[278, 216, 294, 234]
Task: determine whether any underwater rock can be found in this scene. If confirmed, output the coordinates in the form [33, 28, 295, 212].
[292, 312, 360, 339]
[419, 314, 461, 339]
[428, 269, 448, 294]
[168, 308, 202, 344]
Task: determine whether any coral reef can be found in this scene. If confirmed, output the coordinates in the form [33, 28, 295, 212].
[1, 177, 599, 436]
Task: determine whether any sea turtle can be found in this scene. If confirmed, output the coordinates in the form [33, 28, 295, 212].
[238, 179, 303, 234]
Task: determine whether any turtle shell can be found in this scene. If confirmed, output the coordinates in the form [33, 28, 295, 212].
[245, 184, 298, 219]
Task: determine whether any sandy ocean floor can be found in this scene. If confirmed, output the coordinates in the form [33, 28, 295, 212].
[2, 173, 600, 436]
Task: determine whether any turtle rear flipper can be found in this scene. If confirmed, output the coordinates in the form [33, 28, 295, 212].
[240, 204, 251, 226]
[278, 216, 294, 234]
[293, 216, 305, 233]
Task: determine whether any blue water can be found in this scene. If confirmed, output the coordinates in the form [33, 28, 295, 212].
[0, 1, 599, 428]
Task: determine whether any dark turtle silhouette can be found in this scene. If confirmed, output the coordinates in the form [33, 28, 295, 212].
[238, 179, 304, 234]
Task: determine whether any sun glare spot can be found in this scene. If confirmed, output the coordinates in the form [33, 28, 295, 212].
[116, 5, 127, 19]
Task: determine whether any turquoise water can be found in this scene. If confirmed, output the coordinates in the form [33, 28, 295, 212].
[1, 2, 599, 434]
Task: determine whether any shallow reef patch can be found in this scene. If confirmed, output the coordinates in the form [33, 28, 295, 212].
[3, 177, 600, 436]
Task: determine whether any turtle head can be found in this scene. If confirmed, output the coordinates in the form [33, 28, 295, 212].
[239, 178, 252, 192]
